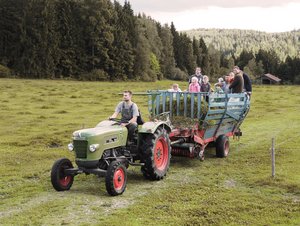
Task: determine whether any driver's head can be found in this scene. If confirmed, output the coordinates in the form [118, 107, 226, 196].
[123, 90, 132, 102]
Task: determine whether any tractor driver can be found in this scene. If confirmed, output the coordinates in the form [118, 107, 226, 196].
[109, 90, 139, 143]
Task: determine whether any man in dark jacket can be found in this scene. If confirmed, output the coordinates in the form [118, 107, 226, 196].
[233, 66, 252, 95]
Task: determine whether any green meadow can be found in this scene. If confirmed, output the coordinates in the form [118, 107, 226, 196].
[0, 78, 299, 225]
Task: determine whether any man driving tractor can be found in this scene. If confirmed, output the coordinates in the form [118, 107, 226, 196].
[109, 90, 139, 143]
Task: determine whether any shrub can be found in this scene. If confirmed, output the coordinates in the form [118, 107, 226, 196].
[0, 64, 11, 78]
[79, 69, 109, 81]
[293, 75, 300, 85]
[171, 67, 188, 80]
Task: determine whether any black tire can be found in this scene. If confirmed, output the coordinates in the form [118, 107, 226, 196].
[51, 158, 74, 191]
[140, 127, 171, 180]
[216, 135, 229, 158]
[105, 161, 127, 196]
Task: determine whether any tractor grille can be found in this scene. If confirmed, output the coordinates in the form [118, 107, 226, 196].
[74, 140, 88, 158]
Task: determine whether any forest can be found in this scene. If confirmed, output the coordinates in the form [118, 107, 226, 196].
[185, 28, 300, 62]
[0, 0, 300, 84]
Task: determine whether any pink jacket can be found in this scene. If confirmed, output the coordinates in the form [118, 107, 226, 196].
[189, 83, 200, 92]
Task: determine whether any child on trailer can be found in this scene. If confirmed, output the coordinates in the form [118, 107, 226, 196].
[168, 83, 182, 92]
[188, 77, 200, 92]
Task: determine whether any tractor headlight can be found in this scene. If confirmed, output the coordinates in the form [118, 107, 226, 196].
[68, 143, 74, 151]
[89, 144, 99, 152]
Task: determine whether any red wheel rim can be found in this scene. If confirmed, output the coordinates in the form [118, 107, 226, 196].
[113, 168, 125, 190]
[59, 176, 72, 187]
[224, 140, 229, 156]
[154, 137, 168, 170]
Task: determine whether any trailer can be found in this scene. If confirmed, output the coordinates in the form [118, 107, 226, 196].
[146, 91, 250, 160]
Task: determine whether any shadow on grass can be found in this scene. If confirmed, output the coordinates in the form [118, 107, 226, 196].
[255, 176, 300, 195]
[170, 148, 217, 167]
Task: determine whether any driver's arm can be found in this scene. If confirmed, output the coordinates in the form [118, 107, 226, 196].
[110, 112, 119, 119]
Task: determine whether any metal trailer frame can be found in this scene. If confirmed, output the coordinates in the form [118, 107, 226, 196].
[147, 91, 250, 159]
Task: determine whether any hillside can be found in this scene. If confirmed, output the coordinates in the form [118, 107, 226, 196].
[184, 28, 300, 61]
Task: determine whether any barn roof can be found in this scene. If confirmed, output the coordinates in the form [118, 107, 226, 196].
[263, 73, 281, 82]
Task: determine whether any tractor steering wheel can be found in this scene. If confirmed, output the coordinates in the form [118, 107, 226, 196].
[109, 118, 128, 124]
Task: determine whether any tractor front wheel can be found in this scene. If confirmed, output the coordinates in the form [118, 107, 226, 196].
[51, 158, 74, 191]
[105, 161, 127, 196]
[216, 135, 229, 158]
[140, 127, 171, 180]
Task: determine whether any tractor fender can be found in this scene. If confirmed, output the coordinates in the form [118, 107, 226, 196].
[138, 121, 171, 134]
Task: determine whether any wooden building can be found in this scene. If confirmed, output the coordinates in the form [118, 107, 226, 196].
[259, 73, 282, 84]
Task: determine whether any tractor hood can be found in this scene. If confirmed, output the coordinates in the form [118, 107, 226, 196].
[72, 120, 126, 139]
[71, 120, 128, 161]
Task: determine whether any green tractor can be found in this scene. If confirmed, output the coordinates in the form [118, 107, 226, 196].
[51, 118, 171, 196]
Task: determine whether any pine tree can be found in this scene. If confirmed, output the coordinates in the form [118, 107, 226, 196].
[180, 33, 196, 74]
[138, 16, 163, 79]
[133, 31, 153, 81]
[157, 24, 176, 79]
[54, 0, 80, 77]
[192, 37, 201, 67]
[110, 0, 135, 80]
[199, 38, 209, 74]
[256, 49, 280, 74]
[236, 50, 254, 70]
[0, 0, 28, 70]
[170, 22, 182, 69]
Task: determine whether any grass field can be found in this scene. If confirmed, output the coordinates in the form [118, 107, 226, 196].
[0, 78, 299, 225]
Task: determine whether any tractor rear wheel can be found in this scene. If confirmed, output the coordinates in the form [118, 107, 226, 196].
[216, 135, 229, 158]
[140, 127, 171, 180]
[51, 158, 74, 191]
[105, 161, 127, 196]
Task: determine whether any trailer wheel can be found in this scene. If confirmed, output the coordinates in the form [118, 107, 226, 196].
[216, 135, 229, 158]
[51, 158, 74, 191]
[105, 161, 127, 196]
[140, 127, 171, 180]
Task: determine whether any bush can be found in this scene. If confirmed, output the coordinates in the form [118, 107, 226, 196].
[79, 69, 109, 81]
[293, 75, 300, 85]
[0, 64, 11, 78]
[170, 68, 188, 80]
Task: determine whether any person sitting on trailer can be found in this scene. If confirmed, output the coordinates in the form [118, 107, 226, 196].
[215, 77, 226, 91]
[188, 67, 203, 85]
[224, 72, 235, 93]
[233, 66, 252, 96]
[200, 75, 211, 102]
[214, 83, 224, 93]
[188, 77, 200, 92]
[200, 75, 211, 92]
[168, 83, 182, 98]
[168, 83, 182, 92]
[229, 70, 244, 93]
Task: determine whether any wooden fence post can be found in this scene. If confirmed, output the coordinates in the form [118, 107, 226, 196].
[271, 137, 275, 178]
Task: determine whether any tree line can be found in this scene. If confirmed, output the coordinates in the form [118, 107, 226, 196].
[0, 0, 300, 84]
[186, 29, 300, 62]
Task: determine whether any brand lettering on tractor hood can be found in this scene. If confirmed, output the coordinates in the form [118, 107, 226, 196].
[105, 136, 118, 144]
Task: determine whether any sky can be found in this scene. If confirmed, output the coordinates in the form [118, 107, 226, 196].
[121, 0, 300, 32]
